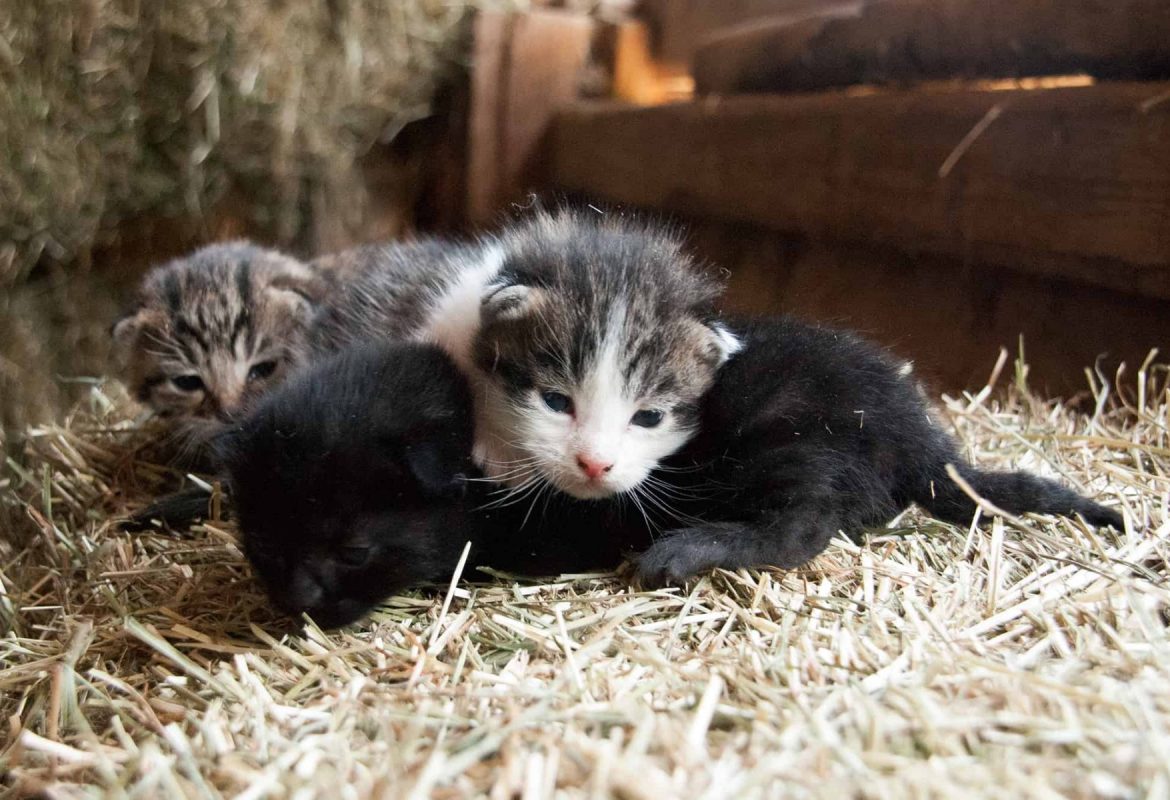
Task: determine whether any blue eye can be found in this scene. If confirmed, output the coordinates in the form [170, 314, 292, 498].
[541, 391, 573, 414]
[172, 374, 205, 392]
[631, 409, 664, 428]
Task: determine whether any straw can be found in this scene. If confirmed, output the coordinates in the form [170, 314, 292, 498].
[0, 352, 1165, 797]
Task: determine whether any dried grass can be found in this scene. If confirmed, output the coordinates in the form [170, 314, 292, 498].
[0, 351, 1167, 798]
[1, 0, 487, 283]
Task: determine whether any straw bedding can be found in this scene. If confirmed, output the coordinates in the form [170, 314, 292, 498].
[0, 351, 1166, 798]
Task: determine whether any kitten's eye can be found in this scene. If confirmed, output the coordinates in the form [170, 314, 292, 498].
[172, 374, 205, 392]
[248, 360, 278, 382]
[541, 391, 573, 414]
[631, 409, 665, 428]
[336, 545, 371, 568]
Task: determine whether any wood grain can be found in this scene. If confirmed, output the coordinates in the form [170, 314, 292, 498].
[551, 83, 1170, 299]
[467, 10, 594, 223]
[693, 0, 1170, 95]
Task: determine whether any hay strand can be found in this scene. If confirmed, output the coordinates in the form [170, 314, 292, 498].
[0, 354, 1167, 797]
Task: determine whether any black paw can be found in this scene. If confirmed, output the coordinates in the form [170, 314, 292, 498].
[120, 487, 217, 534]
[633, 529, 731, 588]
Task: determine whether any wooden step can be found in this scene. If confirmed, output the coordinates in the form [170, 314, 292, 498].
[551, 83, 1170, 299]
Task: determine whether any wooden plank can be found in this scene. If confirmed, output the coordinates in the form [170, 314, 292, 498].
[502, 11, 595, 207]
[686, 218, 1170, 394]
[638, 0, 846, 66]
[549, 83, 1170, 300]
[467, 10, 595, 224]
[609, 20, 694, 106]
[467, 12, 512, 224]
[694, 0, 1170, 96]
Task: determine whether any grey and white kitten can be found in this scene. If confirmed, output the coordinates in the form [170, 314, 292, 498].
[112, 242, 326, 451]
[313, 210, 740, 500]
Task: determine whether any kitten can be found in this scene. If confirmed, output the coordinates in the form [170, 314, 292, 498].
[312, 210, 740, 501]
[215, 321, 1121, 625]
[632, 316, 1125, 586]
[217, 340, 640, 627]
[112, 242, 325, 452]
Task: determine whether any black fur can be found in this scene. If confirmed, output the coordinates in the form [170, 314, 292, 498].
[190, 319, 1122, 625]
[216, 341, 646, 627]
[215, 342, 479, 627]
[121, 485, 216, 533]
[632, 317, 1124, 586]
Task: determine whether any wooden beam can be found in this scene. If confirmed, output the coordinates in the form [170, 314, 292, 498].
[638, 0, 850, 66]
[467, 10, 594, 224]
[550, 83, 1170, 300]
[693, 0, 1170, 95]
[467, 12, 512, 224]
[686, 218, 1170, 394]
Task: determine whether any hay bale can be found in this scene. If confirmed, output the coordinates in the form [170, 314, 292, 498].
[0, 352, 1165, 796]
[0, 0, 507, 287]
[0, 0, 531, 435]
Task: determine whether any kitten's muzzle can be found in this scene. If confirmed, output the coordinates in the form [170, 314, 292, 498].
[575, 453, 614, 480]
[271, 567, 325, 615]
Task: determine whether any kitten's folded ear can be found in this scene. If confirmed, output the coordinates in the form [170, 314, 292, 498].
[702, 320, 743, 367]
[404, 432, 472, 500]
[264, 260, 329, 316]
[110, 306, 164, 370]
[482, 280, 546, 323]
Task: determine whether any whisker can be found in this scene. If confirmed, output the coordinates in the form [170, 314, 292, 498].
[476, 474, 545, 511]
[637, 481, 710, 528]
[484, 472, 539, 496]
[641, 475, 719, 502]
[650, 462, 708, 475]
[625, 485, 655, 532]
[520, 480, 553, 529]
[479, 464, 539, 483]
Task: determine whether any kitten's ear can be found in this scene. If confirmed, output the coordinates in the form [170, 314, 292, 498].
[264, 260, 328, 318]
[482, 281, 545, 323]
[703, 321, 742, 367]
[404, 435, 470, 499]
[110, 306, 164, 370]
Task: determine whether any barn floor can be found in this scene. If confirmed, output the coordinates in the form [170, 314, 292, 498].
[0, 352, 1166, 798]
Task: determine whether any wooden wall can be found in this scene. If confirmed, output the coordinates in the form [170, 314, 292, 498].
[467, 4, 1170, 394]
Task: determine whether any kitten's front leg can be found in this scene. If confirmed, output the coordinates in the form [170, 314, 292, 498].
[633, 503, 843, 588]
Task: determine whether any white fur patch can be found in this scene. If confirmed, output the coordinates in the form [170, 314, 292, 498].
[417, 245, 505, 374]
[709, 322, 742, 365]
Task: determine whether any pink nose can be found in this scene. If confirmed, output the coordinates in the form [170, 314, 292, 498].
[575, 454, 614, 480]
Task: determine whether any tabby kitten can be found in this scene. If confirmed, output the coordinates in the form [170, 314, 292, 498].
[112, 242, 324, 451]
[313, 210, 740, 500]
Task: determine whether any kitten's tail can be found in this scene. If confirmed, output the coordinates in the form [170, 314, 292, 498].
[913, 463, 1123, 530]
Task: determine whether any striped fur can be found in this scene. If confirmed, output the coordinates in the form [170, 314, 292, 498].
[112, 242, 324, 450]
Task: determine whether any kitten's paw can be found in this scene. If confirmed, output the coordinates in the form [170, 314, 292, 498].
[633, 529, 731, 588]
[120, 487, 217, 535]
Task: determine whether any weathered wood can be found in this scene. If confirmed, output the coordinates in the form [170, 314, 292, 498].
[687, 218, 1170, 394]
[467, 10, 594, 224]
[467, 12, 511, 224]
[550, 83, 1170, 299]
[639, 0, 848, 66]
[693, 0, 1170, 95]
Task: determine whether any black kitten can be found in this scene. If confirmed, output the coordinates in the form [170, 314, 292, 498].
[214, 342, 481, 627]
[632, 316, 1124, 586]
[216, 341, 646, 627]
